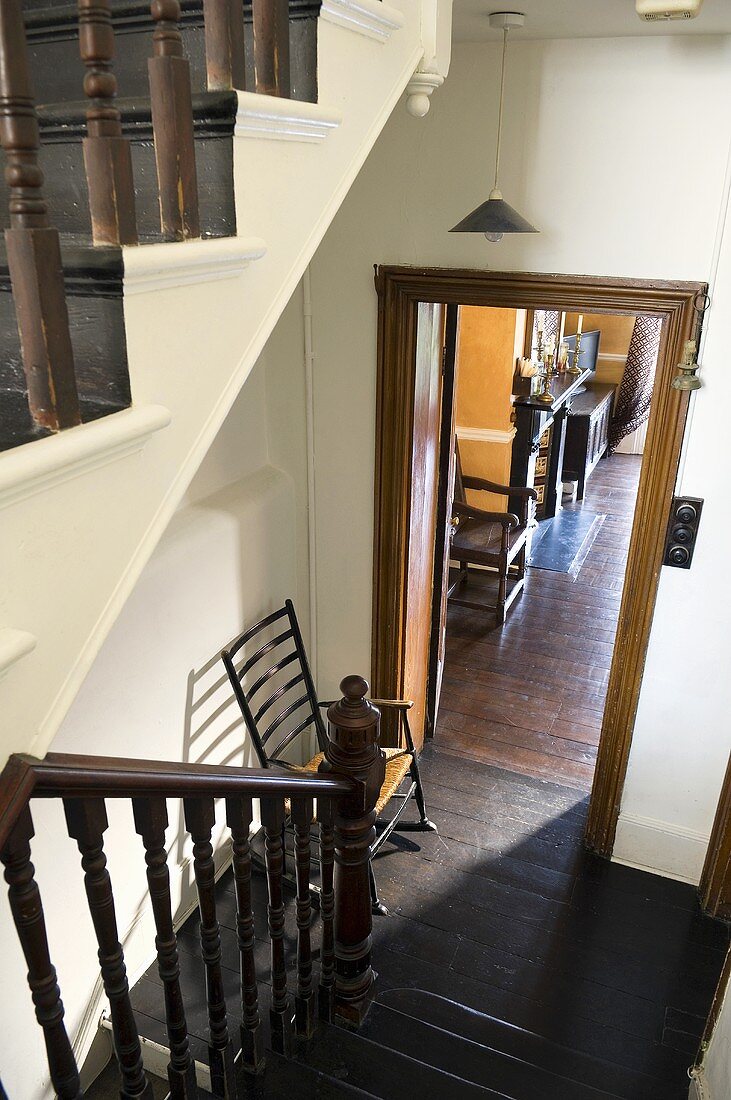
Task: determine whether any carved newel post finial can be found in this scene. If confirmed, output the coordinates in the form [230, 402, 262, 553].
[321, 675, 385, 1026]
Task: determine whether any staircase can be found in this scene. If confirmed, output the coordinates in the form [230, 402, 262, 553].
[0, 0, 450, 767]
[1, 687, 676, 1100]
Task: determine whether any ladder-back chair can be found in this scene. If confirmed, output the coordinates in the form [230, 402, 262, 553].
[221, 599, 435, 914]
[449, 442, 537, 625]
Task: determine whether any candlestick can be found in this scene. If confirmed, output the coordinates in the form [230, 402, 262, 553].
[537, 362, 555, 404]
[567, 329, 583, 376]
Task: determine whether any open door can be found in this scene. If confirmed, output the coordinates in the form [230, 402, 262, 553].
[399, 301, 445, 750]
[425, 304, 459, 737]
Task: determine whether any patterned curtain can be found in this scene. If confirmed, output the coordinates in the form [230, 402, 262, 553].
[609, 314, 662, 454]
[532, 310, 561, 352]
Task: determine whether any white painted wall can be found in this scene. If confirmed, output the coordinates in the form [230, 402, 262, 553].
[0, 293, 312, 1094]
[308, 35, 731, 879]
[701, 976, 731, 1099]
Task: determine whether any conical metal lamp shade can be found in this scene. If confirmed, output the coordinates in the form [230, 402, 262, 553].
[450, 195, 537, 234]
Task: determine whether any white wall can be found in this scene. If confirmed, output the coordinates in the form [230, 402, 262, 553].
[309, 35, 731, 878]
[0, 291, 311, 1096]
[702, 973, 731, 1099]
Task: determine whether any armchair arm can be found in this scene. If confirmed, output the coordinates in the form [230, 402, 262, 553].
[317, 697, 417, 754]
[452, 501, 521, 528]
[462, 474, 537, 500]
[370, 698, 414, 711]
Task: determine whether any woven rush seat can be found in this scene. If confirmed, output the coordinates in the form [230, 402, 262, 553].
[292, 747, 413, 817]
[451, 517, 528, 557]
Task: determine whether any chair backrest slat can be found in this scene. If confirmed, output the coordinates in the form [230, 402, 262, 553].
[269, 715, 317, 762]
[254, 671, 305, 724]
[227, 607, 289, 657]
[238, 628, 294, 679]
[222, 601, 327, 770]
[245, 649, 300, 704]
[262, 693, 311, 746]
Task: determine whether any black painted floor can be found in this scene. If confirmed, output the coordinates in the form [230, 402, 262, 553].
[127, 746, 729, 1098]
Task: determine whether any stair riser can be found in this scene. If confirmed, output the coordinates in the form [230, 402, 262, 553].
[25, 2, 320, 106]
[0, 261, 129, 451]
[0, 109, 236, 241]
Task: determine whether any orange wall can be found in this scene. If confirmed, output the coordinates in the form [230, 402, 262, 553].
[455, 306, 524, 509]
[456, 306, 521, 432]
[564, 311, 636, 385]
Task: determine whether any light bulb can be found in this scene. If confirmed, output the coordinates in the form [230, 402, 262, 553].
[484, 230, 503, 243]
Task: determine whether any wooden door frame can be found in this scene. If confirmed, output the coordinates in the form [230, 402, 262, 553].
[700, 753, 731, 918]
[372, 265, 704, 858]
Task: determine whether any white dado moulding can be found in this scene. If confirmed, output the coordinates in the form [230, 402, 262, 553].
[405, 0, 453, 116]
[234, 93, 343, 143]
[456, 425, 517, 445]
[320, 0, 405, 41]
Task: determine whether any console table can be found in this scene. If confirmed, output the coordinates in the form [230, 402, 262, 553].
[563, 383, 616, 500]
[509, 368, 592, 520]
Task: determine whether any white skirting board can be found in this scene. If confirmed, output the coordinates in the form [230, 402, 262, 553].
[613, 812, 709, 884]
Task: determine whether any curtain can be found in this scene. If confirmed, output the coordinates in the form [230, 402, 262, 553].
[609, 314, 662, 454]
[532, 310, 561, 351]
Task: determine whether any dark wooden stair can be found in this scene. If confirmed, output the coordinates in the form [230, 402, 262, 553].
[1, 0, 322, 450]
[0, 239, 128, 451]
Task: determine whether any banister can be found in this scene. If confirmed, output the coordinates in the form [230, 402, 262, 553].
[0, 750, 355, 851]
[0, 678, 385, 1088]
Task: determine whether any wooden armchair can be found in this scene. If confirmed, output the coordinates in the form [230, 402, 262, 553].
[222, 600, 435, 915]
[449, 443, 537, 625]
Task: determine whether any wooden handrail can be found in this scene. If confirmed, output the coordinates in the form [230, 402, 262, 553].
[0, 750, 355, 851]
[0, 677, 384, 1092]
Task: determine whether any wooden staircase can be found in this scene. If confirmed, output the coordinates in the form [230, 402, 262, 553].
[0, 0, 431, 768]
[1, 682, 675, 1100]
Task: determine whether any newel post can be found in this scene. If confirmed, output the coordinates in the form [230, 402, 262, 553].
[320, 675, 385, 1026]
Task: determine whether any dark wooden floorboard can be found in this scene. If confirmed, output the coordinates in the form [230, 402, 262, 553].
[127, 459, 729, 1098]
[439, 454, 642, 790]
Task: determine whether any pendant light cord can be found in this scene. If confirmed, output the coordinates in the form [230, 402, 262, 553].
[493, 26, 508, 192]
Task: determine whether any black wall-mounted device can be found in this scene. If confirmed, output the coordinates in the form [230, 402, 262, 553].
[664, 496, 703, 569]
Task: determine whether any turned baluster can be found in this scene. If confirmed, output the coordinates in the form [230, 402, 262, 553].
[64, 798, 153, 1099]
[251, 0, 291, 97]
[317, 796, 335, 1022]
[0, 0, 80, 431]
[225, 794, 264, 1074]
[203, 0, 246, 90]
[292, 796, 315, 1038]
[77, 0, 137, 245]
[321, 676, 385, 1025]
[261, 797, 292, 1055]
[183, 798, 236, 1099]
[148, 0, 200, 240]
[0, 806, 82, 1099]
[132, 798, 197, 1100]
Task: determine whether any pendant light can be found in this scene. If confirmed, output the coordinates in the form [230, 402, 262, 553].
[450, 11, 537, 242]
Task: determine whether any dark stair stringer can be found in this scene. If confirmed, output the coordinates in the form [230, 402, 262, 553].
[0, 94, 239, 243]
[1, 1, 323, 452]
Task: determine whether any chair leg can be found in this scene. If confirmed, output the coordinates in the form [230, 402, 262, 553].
[395, 762, 437, 833]
[369, 859, 389, 917]
[496, 562, 508, 626]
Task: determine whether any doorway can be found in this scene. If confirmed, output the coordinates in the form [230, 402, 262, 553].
[371, 267, 704, 858]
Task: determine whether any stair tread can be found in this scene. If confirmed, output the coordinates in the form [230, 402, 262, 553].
[375, 990, 686, 1100]
[294, 1020, 511, 1099]
[245, 1048, 378, 1098]
[361, 1001, 626, 1100]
